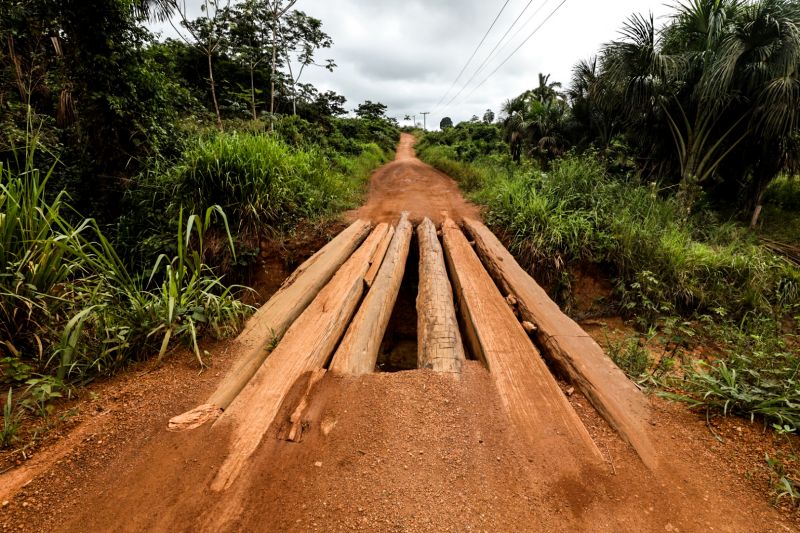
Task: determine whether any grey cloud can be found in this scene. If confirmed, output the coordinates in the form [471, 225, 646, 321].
[151, 0, 671, 127]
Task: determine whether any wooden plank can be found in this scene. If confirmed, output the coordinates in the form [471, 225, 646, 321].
[168, 220, 373, 431]
[365, 226, 395, 287]
[416, 217, 465, 373]
[462, 217, 658, 469]
[441, 217, 603, 468]
[210, 223, 389, 491]
[329, 213, 413, 376]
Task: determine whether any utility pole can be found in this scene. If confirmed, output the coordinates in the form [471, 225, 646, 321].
[412, 114, 417, 128]
[420, 112, 430, 131]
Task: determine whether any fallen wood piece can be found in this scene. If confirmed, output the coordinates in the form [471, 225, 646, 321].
[210, 224, 389, 491]
[365, 226, 395, 287]
[285, 368, 327, 443]
[442, 217, 603, 469]
[330, 213, 413, 376]
[462, 217, 658, 470]
[168, 220, 373, 432]
[416, 217, 465, 373]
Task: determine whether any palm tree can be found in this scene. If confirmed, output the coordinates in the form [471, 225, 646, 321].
[502, 80, 571, 167]
[594, 1, 800, 215]
[531, 73, 563, 104]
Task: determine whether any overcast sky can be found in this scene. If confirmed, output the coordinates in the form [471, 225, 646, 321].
[151, 0, 673, 128]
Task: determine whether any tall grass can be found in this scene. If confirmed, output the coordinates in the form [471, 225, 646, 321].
[418, 139, 800, 428]
[119, 132, 390, 273]
[0, 145, 251, 390]
[172, 132, 365, 233]
[420, 147, 800, 321]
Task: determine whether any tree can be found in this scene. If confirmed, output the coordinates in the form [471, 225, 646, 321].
[501, 76, 571, 167]
[168, 0, 230, 130]
[278, 10, 335, 116]
[354, 100, 387, 120]
[531, 73, 562, 104]
[265, 0, 297, 130]
[440, 117, 454, 130]
[226, 0, 270, 120]
[483, 109, 495, 124]
[595, 1, 800, 217]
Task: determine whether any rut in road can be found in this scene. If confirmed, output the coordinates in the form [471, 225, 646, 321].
[7, 133, 791, 533]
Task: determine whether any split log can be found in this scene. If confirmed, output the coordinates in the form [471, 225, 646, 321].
[441, 217, 603, 468]
[168, 220, 372, 431]
[284, 368, 327, 443]
[365, 226, 395, 287]
[210, 224, 389, 491]
[416, 217, 465, 373]
[329, 213, 413, 376]
[462, 217, 658, 469]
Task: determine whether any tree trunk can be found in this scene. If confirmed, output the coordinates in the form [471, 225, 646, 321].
[207, 50, 223, 130]
[462, 217, 658, 470]
[269, 11, 278, 132]
[417, 217, 465, 373]
[249, 64, 257, 121]
[168, 219, 372, 431]
[329, 214, 412, 376]
[441, 217, 604, 471]
[210, 224, 389, 492]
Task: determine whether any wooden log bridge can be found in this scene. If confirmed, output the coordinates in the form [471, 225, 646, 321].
[170, 216, 658, 489]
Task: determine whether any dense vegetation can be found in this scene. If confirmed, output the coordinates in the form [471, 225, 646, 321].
[0, 0, 398, 441]
[421, 0, 800, 442]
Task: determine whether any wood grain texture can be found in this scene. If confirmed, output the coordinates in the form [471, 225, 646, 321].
[330, 213, 413, 376]
[442, 217, 603, 469]
[416, 217, 465, 373]
[462, 217, 657, 469]
[365, 226, 395, 287]
[168, 220, 372, 431]
[210, 224, 389, 491]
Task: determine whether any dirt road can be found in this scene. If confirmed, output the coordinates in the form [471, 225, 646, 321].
[351, 133, 480, 224]
[0, 136, 794, 532]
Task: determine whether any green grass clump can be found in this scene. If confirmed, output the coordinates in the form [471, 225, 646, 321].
[119, 131, 391, 272]
[173, 132, 358, 234]
[665, 315, 800, 429]
[0, 145, 251, 393]
[424, 149, 799, 322]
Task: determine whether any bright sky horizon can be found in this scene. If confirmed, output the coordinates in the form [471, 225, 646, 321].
[149, 0, 674, 128]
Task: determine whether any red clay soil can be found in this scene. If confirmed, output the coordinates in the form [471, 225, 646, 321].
[350, 133, 481, 225]
[0, 136, 797, 532]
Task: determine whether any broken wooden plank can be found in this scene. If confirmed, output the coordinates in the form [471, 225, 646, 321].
[329, 213, 413, 376]
[441, 217, 603, 469]
[168, 220, 373, 431]
[416, 217, 465, 373]
[462, 217, 658, 470]
[365, 225, 395, 287]
[285, 368, 327, 443]
[210, 223, 389, 491]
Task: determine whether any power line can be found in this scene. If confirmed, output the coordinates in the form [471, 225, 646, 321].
[455, 0, 569, 109]
[433, 0, 512, 111]
[440, 0, 546, 113]
[462, 0, 553, 93]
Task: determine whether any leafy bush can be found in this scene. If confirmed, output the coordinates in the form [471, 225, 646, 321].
[665, 315, 800, 429]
